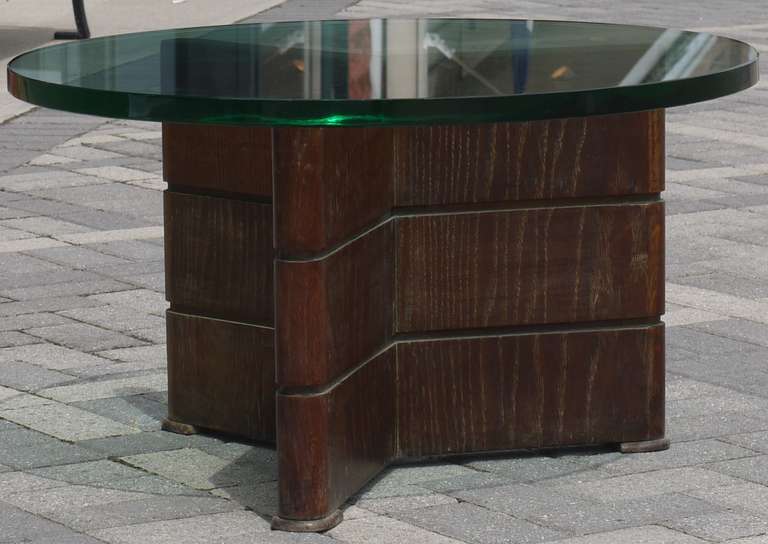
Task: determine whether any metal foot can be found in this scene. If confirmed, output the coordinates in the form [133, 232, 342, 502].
[162, 418, 200, 435]
[620, 438, 670, 454]
[271, 510, 343, 533]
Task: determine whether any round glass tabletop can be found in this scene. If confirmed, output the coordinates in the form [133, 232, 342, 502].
[7, 18, 759, 127]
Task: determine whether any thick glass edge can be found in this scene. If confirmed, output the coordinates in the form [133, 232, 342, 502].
[8, 58, 759, 127]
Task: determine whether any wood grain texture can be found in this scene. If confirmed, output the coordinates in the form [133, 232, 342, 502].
[162, 123, 273, 197]
[397, 325, 665, 457]
[277, 349, 397, 520]
[274, 126, 395, 255]
[276, 223, 394, 387]
[396, 202, 664, 332]
[394, 110, 665, 206]
[166, 310, 276, 442]
[164, 191, 274, 324]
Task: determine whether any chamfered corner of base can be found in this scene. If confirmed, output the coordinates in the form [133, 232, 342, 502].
[161, 418, 200, 436]
[620, 437, 670, 454]
[271, 510, 343, 533]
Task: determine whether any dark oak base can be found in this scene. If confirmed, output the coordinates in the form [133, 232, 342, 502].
[162, 110, 667, 531]
[161, 418, 199, 436]
[620, 438, 671, 454]
[271, 511, 343, 533]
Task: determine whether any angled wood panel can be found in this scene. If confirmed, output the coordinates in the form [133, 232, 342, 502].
[274, 126, 395, 255]
[396, 324, 665, 457]
[166, 310, 276, 442]
[396, 202, 664, 332]
[162, 123, 273, 197]
[394, 110, 664, 206]
[276, 223, 394, 387]
[164, 191, 274, 324]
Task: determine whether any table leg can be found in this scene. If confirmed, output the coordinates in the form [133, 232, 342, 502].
[162, 124, 277, 443]
[162, 111, 667, 532]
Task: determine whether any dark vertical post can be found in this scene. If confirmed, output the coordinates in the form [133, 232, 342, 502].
[55, 0, 91, 40]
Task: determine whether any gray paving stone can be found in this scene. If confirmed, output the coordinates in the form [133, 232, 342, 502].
[668, 412, 768, 442]
[215, 532, 336, 544]
[0, 360, 77, 391]
[354, 493, 458, 516]
[72, 395, 167, 431]
[689, 482, 768, 517]
[0, 431, 102, 469]
[47, 494, 240, 532]
[0, 500, 77, 542]
[0, 402, 141, 441]
[723, 431, 768, 453]
[665, 511, 768, 542]
[551, 467, 743, 503]
[676, 273, 768, 299]
[59, 305, 165, 333]
[124, 272, 165, 293]
[0, 343, 110, 371]
[29, 460, 145, 485]
[454, 482, 722, 533]
[1, 278, 133, 300]
[0, 419, 20, 431]
[462, 454, 590, 483]
[95, 475, 206, 497]
[89, 510, 271, 544]
[0, 253, 64, 277]
[690, 319, 768, 349]
[0, 330, 40, 347]
[328, 515, 464, 544]
[88, 289, 167, 316]
[38, 372, 167, 402]
[90, 240, 165, 261]
[667, 326, 764, 355]
[26, 322, 148, 352]
[596, 439, 757, 475]
[668, 394, 768, 419]
[548, 526, 707, 543]
[98, 344, 166, 364]
[89, 139, 162, 160]
[0, 296, 106, 319]
[121, 448, 275, 490]
[76, 431, 187, 457]
[394, 502, 564, 544]
[210, 481, 278, 516]
[29, 245, 132, 269]
[706, 455, 768, 486]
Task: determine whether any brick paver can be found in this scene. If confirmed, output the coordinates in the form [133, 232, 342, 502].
[1, 0, 768, 542]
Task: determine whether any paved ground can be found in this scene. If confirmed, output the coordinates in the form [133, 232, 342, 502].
[1, 0, 768, 542]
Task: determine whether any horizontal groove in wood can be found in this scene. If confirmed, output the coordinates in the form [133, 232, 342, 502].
[164, 191, 274, 325]
[167, 184, 273, 204]
[163, 123, 273, 197]
[278, 196, 662, 263]
[278, 349, 396, 520]
[396, 201, 665, 332]
[276, 222, 394, 388]
[279, 317, 661, 398]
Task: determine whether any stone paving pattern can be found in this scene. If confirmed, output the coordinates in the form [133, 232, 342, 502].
[1, 0, 768, 542]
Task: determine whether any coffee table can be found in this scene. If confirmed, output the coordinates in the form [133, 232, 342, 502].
[8, 18, 758, 532]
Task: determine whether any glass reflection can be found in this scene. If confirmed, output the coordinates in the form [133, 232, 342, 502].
[10, 19, 757, 102]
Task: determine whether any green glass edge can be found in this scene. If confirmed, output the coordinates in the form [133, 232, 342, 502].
[6, 27, 760, 127]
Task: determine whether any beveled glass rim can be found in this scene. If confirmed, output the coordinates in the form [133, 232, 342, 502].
[7, 18, 761, 127]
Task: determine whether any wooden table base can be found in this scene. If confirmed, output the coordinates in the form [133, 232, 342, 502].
[161, 110, 668, 532]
